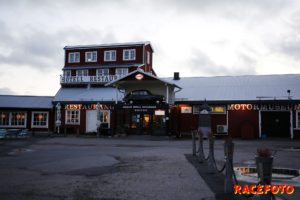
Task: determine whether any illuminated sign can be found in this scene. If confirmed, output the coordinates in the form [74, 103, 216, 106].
[135, 73, 144, 80]
[155, 110, 165, 115]
[181, 106, 192, 113]
[65, 104, 114, 110]
[227, 104, 300, 111]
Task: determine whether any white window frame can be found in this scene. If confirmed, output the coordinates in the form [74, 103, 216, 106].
[68, 52, 80, 63]
[97, 69, 109, 76]
[296, 110, 300, 129]
[31, 111, 49, 128]
[123, 49, 136, 61]
[64, 70, 71, 77]
[76, 69, 88, 76]
[100, 110, 110, 127]
[65, 110, 80, 125]
[85, 51, 97, 62]
[0, 112, 27, 128]
[0, 111, 10, 127]
[147, 51, 150, 64]
[104, 50, 116, 61]
[116, 68, 128, 76]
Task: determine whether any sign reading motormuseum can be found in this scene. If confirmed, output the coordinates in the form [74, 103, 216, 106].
[227, 104, 300, 111]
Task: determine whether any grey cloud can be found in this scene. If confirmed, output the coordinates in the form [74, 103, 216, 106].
[189, 49, 257, 76]
[0, 20, 117, 71]
[0, 87, 16, 95]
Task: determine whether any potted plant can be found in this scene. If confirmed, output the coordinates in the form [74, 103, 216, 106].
[255, 148, 274, 184]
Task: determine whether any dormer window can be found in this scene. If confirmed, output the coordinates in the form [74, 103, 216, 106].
[147, 52, 150, 64]
[85, 51, 97, 62]
[68, 52, 80, 63]
[123, 49, 136, 61]
[104, 50, 116, 61]
[76, 69, 88, 76]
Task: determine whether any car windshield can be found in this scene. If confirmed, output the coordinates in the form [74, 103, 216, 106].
[132, 90, 148, 95]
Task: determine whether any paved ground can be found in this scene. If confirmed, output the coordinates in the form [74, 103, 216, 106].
[0, 136, 299, 200]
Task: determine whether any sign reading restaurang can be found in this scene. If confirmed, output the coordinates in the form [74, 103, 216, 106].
[60, 75, 121, 84]
[227, 104, 300, 111]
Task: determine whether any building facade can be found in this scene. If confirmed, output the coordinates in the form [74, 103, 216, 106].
[1, 41, 300, 139]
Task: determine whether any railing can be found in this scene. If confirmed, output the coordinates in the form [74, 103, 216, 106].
[60, 75, 124, 84]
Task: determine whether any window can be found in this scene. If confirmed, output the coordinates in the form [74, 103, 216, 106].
[10, 112, 26, 127]
[68, 52, 80, 63]
[116, 68, 128, 76]
[85, 51, 97, 62]
[100, 110, 110, 123]
[193, 105, 200, 114]
[0, 112, 10, 126]
[123, 49, 136, 60]
[76, 69, 88, 76]
[65, 110, 80, 124]
[297, 111, 300, 129]
[97, 69, 109, 76]
[32, 112, 48, 128]
[64, 70, 71, 77]
[104, 50, 116, 61]
[147, 51, 150, 64]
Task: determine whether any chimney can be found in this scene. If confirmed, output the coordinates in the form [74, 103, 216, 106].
[174, 72, 180, 80]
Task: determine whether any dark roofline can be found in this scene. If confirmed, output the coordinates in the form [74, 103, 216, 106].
[175, 99, 300, 104]
[62, 64, 142, 70]
[64, 41, 154, 52]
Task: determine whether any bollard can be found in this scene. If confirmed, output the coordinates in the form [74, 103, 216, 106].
[207, 135, 217, 173]
[224, 141, 234, 193]
[197, 131, 205, 162]
[192, 130, 196, 156]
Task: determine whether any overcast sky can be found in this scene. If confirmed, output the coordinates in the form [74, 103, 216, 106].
[0, 0, 300, 96]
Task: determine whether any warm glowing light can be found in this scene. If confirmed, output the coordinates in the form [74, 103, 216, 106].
[144, 116, 150, 122]
[38, 114, 43, 119]
[214, 107, 224, 112]
[17, 114, 21, 119]
[1, 114, 5, 118]
[135, 73, 144, 80]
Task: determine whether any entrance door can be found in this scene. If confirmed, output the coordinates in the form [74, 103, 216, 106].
[261, 111, 290, 137]
[86, 110, 97, 133]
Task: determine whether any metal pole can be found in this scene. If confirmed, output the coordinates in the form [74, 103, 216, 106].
[207, 135, 217, 173]
[192, 130, 196, 156]
[224, 142, 234, 193]
[197, 130, 205, 162]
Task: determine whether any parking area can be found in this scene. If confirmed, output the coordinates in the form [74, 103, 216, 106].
[0, 136, 299, 200]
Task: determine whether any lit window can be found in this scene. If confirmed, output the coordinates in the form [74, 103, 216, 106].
[64, 70, 71, 77]
[100, 111, 110, 123]
[211, 106, 226, 114]
[32, 112, 48, 128]
[65, 110, 80, 124]
[0, 112, 10, 126]
[104, 50, 116, 61]
[85, 51, 97, 62]
[116, 68, 128, 76]
[297, 111, 300, 128]
[97, 69, 109, 76]
[123, 49, 136, 60]
[10, 112, 26, 127]
[76, 69, 88, 76]
[147, 52, 150, 64]
[68, 52, 80, 63]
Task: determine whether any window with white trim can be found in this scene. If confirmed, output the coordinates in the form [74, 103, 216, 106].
[104, 50, 116, 61]
[85, 51, 97, 62]
[65, 110, 80, 124]
[123, 49, 136, 60]
[64, 70, 71, 77]
[116, 68, 128, 76]
[32, 112, 48, 128]
[68, 52, 80, 63]
[0, 112, 10, 126]
[100, 110, 110, 123]
[147, 51, 150, 64]
[10, 112, 26, 127]
[297, 110, 300, 128]
[76, 69, 88, 76]
[97, 69, 109, 76]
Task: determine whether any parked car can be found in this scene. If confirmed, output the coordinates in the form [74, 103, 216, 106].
[123, 90, 164, 104]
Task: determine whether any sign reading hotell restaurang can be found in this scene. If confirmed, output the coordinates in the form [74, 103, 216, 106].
[65, 104, 114, 110]
[227, 104, 300, 111]
[60, 75, 121, 83]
